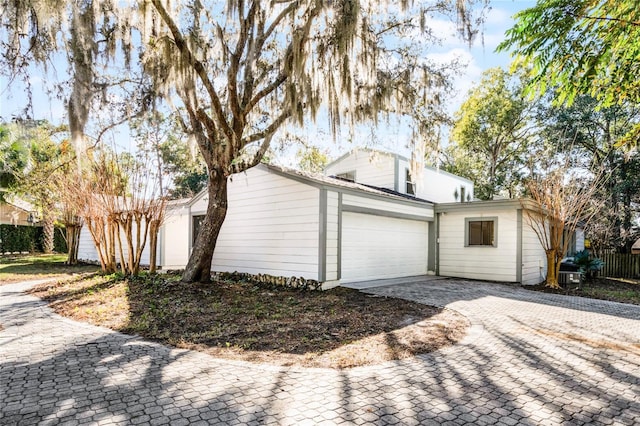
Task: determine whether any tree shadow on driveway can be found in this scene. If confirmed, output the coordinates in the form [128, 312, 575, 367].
[2, 278, 640, 425]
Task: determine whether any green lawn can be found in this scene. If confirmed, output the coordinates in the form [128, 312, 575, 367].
[0, 254, 99, 284]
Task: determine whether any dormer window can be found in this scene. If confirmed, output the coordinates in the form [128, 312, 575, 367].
[405, 169, 415, 195]
[336, 171, 356, 182]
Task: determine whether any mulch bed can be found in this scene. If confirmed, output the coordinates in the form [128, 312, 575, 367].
[525, 277, 640, 305]
[30, 274, 469, 369]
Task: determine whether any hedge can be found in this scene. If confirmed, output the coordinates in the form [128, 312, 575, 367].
[54, 227, 68, 253]
[0, 224, 68, 254]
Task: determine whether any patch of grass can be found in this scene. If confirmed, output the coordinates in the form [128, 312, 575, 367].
[30, 273, 469, 369]
[527, 277, 640, 305]
[0, 254, 99, 284]
[581, 287, 640, 305]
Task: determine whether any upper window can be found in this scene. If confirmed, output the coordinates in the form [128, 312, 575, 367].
[466, 218, 497, 247]
[336, 171, 356, 182]
[405, 169, 415, 195]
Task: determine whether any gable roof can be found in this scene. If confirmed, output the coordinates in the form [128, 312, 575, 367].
[265, 163, 433, 204]
[186, 163, 433, 209]
[1, 196, 34, 212]
[324, 147, 474, 185]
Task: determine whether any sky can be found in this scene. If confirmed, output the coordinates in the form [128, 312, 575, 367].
[0, 0, 538, 163]
[276, 0, 539, 164]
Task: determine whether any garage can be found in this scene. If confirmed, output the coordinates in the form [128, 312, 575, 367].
[341, 211, 428, 282]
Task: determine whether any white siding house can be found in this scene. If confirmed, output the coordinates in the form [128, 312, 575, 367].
[77, 149, 559, 287]
[78, 222, 152, 267]
[78, 162, 436, 288]
[323, 149, 396, 189]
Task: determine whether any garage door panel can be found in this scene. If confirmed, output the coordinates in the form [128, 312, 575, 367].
[342, 212, 427, 282]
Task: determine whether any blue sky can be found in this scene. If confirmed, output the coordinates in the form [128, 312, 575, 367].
[0, 0, 537, 159]
[430, 0, 537, 109]
[280, 0, 539, 162]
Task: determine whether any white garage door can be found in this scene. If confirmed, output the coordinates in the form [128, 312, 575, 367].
[341, 212, 428, 282]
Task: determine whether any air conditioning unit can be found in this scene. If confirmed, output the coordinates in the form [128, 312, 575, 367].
[558, 271, 582, 286]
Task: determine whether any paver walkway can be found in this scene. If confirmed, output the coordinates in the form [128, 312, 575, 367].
[1, 278, 639, 425]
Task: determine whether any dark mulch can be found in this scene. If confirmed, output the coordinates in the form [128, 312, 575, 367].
[526, 277, 640, 305]
[30, 273, 469, 369]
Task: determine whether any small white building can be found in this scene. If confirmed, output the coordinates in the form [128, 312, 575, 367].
[78, 148, 560, 287]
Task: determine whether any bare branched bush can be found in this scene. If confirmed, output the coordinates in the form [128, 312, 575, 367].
[523, 156, 605, 288]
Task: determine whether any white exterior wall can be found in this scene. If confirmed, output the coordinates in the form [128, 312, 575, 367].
[438, 207, 518, 282]
[324, 149, 473, 204]
[191, 166, 321, 279]
[521, 219, 546, 285]
[398, 159, 474, 203]
[160, 207, 190, 269]
[324, 150, 395, 189]
[77, 223, 152, 266]
[342, 193, 433, 219]
[324, 191, 340, 282]
[77, 227, 98, 262]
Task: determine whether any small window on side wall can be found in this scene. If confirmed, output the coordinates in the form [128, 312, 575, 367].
[405, 169, 415, 195]
[466, 218, 497, 247]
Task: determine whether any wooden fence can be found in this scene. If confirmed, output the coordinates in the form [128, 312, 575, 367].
[599, 253, 640, 278]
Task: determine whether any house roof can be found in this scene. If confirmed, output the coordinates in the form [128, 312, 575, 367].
[165, 197, 192, 209]
[185, 163, 434, 209]
[435, 198, 539, 212]
[435, 199, 586, 229]
[2, 196, 34, 212]
[324, 147, 474, 185]
[263, 163, 433, 205]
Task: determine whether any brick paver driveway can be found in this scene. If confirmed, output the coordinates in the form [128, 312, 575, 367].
[1, 277, 639, 425]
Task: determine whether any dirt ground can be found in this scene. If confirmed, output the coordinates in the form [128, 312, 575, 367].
[30, 274, 469, 369]
[526, 276, 640, 305]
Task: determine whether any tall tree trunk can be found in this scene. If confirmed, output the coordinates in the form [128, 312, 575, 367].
[545, 249, 561, 289]
[149, 220, 159, 274]
[41, 212, 55, 254]
[181, 170, 228, 283]
[65, 221, 82, 265]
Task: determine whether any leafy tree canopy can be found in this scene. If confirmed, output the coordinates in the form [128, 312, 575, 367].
[1, 0, 488, 283]
[447, 67, 532, 200]
[498, 0, 640, 145]
[538, 95, 640, 252]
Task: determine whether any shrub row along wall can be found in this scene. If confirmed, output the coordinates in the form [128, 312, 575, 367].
[0, 224, 67, 253]
[213, 271, 322, 291]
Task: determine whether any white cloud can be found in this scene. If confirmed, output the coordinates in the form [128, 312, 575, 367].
[484, 7, 512, 26]
[425, 48, 482, 115]
[424, 18, 462, 48]
[426, 48, 473, 67]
